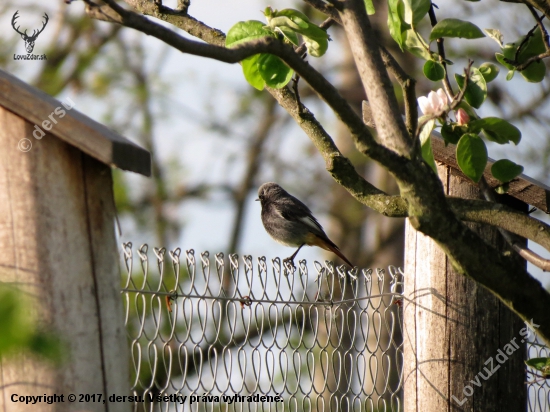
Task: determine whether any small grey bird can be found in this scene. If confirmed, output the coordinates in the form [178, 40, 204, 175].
[256, 182, 353, 267]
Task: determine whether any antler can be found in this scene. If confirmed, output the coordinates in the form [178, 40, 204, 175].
[11, 11, 27, 37]
[29, 13, 49, 40]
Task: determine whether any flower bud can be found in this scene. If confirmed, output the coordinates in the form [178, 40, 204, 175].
[455, 108, 470, 125]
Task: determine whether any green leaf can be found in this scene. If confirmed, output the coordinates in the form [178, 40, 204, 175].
[266, 8, 330, 57]
[520, 60, 546, 83]
[226, 20, 274, 48]
[429, 18, 485, 41]
[479, 62, 499, 83]
[0, 285, 61, 362]
[441, 122, 467, 145]
[468, 117, 521, 145]
[387, 0, 407, 50]
[500, 27, 547, 83]
[0, 287, 30, 354]
[456, 133, 488, 182]
[404, 29, 432, 60]
[517, 27, 546, 62]
[303, 33, 329, 57]
[525, 357, 550, 377]
[491, 159, 524, 182]
[241, 55, 266, 90]
[403, 0, 431, 25]
[275, 26, 299, 46]
[506, 70, 515, 81]
[364, 0, 376, 15]
[257, 54, 294, 88]
[455, 68, 487, 109]
[501, 42, 516, 62]
[419, 119, 437, 173]
[485, 28, 503, 46]
[423, 60, 445, 81]
[226, 21, 276, 90]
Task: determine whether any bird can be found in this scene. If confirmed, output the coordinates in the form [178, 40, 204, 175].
[256, 182, 354, 267]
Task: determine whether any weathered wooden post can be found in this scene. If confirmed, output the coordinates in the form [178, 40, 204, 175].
[0, 69, 150, 411]
[403, 136, 549, 411]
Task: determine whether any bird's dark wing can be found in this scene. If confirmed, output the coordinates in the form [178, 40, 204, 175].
[277, 194, 326, 235]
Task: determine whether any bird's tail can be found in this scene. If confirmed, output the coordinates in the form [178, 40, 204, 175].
[308, 233, 354, 267]
[325, 243, 354, 267]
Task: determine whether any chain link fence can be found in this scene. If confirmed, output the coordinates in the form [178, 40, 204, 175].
[121, 243, 405, 412]
[121, 243, 550, 412]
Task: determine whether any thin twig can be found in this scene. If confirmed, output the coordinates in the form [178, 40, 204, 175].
[428, 4, 454, 99]
[527, 5, 550, 50]
[516, 50, 550, 71]
[514, 23, 539, 63]
[378, 47, 418, 138]
[292, 74, 304, 114]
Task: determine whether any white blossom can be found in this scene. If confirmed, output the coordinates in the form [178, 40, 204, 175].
[418, 88, 449, 115]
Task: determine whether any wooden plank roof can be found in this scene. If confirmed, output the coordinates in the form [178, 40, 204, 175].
[362, 102, 550, 212]
[0, 69, 151, 176]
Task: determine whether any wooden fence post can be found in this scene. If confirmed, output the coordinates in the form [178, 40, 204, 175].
[403, 162, 527, 411]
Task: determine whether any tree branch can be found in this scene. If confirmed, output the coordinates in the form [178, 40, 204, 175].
[82, 0, 407, 217]
[82, 0, 550, 344]
[449, 197, 550, 252]
[304, 0, 418, 139]
[338, 0, 412, 157]
[478, 177, 550, 271]
[92, 1, 550, 256]
[338, 0, 550, 344]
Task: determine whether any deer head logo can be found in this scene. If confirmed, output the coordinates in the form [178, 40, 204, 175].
[11, 11, 49, 54]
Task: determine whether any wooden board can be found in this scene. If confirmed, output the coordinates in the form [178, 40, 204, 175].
[431, 131, 550, 213]
[0, 68, 150, 177]
[362, 101, 550, 212]
[0, 106, 130, 411]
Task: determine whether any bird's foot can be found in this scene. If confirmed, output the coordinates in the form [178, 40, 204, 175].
[282, 257, 296, 271]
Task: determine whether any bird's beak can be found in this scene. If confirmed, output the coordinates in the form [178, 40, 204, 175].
[255, 198, 260, 201]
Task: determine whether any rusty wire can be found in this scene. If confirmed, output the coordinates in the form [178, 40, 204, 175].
[121, 243, 405, 412]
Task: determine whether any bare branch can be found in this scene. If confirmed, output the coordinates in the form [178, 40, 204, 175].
[516, 50, 550, 70]
[428, 4, 454, 99]
[478, 177, 550, 271]
[449, 197, 550, 253]
[339, 0, 412, 156]
[526, 5, 550, 50]
[304, 0, 418, 137]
